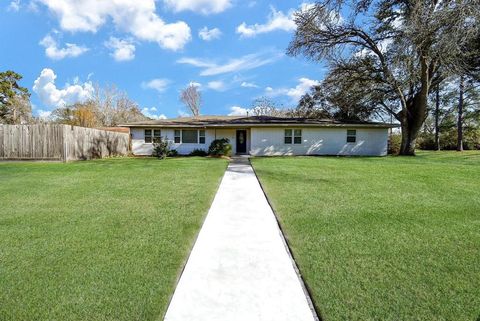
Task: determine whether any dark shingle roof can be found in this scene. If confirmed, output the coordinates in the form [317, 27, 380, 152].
[120, 115, 397, 128]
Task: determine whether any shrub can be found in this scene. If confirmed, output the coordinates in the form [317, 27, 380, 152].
[388, 133, 402, 155]
[152, 137, 170, 159]
[189, 149, 208, 157]
[167, 149, 179, 157]
[208, 138, 232, 156]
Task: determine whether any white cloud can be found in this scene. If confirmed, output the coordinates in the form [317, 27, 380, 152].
[39, 34, 89, 60]
[37, 109, 52, 120]
[105, 37, 135, 61]
[163, 0, 232, 15]
[236, 5, 297, 38]
[33, 68, 94, 108]
[241, 81, 259, 88]
[177, 52, 282, 76]
[228, 106, 250, 116]
[7, 0, 20, 11]
[142, 78, 170, 93]
[36, 0, 191, 51]
[189, 81, 202, 88]
[265, 77, 319, 102]
[207, 81, 225, 91]
[178, 110, 190, 117]
[198, 27, 222, 41]
[141, 107, 167, 119]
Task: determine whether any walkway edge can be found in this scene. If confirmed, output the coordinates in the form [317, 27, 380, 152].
[249, 158, 322, 321]
[161, 162, 229, 321]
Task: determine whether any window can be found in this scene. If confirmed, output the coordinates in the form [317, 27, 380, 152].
[153, 130, 161, 143]
[144, 129, 152, 143]
[173, 130, 205, 144]
[174, 130, 181, 143]
[285, 129, 302, 144]
[182, 130, 198, 143]
[284, 129, 292, 144]
[294, 129, 302, 144]
[347, 129, 357, 143]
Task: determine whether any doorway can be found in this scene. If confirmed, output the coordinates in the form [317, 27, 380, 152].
[236, 130, 247, 154]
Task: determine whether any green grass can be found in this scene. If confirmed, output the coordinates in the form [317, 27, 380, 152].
[251, 151, 480, 321]
[0, 157, 227, 321]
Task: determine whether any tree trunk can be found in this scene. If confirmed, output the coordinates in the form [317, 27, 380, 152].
[399, 56, 430, 156]
[399, 94, 428, 155]
[434, 84, 440, 151]
[457, 75, 464, 151]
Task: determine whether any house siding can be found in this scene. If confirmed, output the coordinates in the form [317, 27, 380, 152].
[250, 127, 388, 156]
[130, 126, 388, 156]
[131, 128, 238, 156]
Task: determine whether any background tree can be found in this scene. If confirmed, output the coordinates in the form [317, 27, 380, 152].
[288, 1, 480, 155]
[249, 97, 287, 117]
[50, 84, 149, 127]
[92, 84, 148, 126]
[180, 84, 201, 117]
[418, 77, 480, 150]
[0, 70, 32, 124]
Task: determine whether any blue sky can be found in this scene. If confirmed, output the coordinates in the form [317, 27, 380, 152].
[1, 0, 327, 119]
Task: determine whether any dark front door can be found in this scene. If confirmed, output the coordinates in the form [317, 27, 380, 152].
[236, 130, 247, 154]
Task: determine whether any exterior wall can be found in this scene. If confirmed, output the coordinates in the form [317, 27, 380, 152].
[131, 127, 238, 156]
[131, 126, 388, 156]
[250, 127, 388, 156]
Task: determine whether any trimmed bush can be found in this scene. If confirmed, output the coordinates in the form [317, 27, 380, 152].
[208, 138, 232, 156]
[189, 149, 208, 157]
[167, 149, 179, 157]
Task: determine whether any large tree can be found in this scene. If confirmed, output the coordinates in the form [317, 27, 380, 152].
[294, 73, 386, 121]
[288, 0, 480, 155]
[0, 70, 32, 124]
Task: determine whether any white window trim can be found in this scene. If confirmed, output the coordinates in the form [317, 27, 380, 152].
[144, 128, 161, 144]
[284, 129, 302, 145]
[174, 129, 206, 144]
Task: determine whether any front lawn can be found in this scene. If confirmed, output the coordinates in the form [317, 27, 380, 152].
[251, 151, 480, 321]
[0, 157, 227, 321]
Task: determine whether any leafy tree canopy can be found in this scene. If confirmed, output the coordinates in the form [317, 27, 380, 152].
[288, 0, 480, 154]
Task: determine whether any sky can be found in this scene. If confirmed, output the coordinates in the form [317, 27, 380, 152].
[0, 0, 327, 119]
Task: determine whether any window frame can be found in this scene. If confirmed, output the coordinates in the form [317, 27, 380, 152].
[181, 129, 199, 144]
[346, 129, 357, 143]
[153, 129, 161, 143]
[284, 129, 293, 144]
[199, 130, 206, 144]
[174, 130, 181, 144]
[293, 129, 302, 144]
[144, 129, 161, 144]
[284, 129, 302, 144]
[144, 129, 152, 144]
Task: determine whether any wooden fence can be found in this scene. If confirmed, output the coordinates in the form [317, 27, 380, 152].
[0, 124, 130, 161]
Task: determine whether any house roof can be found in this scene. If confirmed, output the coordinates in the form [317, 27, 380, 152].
[119, 115, 397, 128]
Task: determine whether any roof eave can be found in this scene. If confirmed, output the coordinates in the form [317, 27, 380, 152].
[119, 123, 398, 128]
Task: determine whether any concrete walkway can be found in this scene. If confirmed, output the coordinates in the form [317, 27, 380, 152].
[164, 158, 317, 321]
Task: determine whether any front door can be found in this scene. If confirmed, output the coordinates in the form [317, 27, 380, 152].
[236, 130, 247, 154]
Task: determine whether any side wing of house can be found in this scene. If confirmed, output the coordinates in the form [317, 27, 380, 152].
[130, 128, 241, 156]
[250, 127, 388, 156]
